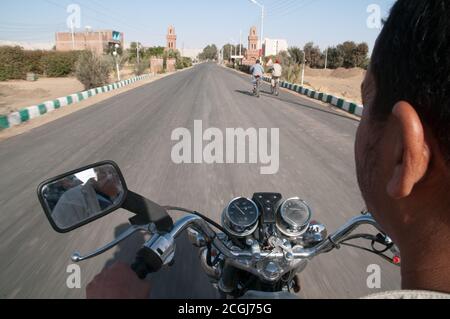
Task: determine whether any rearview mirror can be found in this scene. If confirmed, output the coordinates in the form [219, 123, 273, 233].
[37, 161, 128, 233]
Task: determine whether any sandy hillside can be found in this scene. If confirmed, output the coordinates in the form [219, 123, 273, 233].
[303, 67, 366, 105]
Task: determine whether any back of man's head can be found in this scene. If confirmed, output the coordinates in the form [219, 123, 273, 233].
[371, 0, 450, 163]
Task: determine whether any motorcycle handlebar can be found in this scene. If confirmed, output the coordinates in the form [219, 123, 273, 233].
[162, 212, 384, 261]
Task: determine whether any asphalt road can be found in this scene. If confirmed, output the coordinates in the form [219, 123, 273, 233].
[0, 62, 401, 299]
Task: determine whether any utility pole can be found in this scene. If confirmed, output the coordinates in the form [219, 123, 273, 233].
[261, 5, 264, 58]
[324, 48, 328, 69]
[113, 44, 121, 81]
[70, 20, 75, 50]
[301, 51, 306, 86]
[239, 30, 242, 57]
[249, 0, 265, 60]
[136, 42, 140, 65]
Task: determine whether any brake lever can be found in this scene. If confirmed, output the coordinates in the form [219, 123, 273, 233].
[71, 224, 151, 262]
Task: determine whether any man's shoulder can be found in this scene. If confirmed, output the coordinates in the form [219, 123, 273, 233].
[362, 290, 450, 299]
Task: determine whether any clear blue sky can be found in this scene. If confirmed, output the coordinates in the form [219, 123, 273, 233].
[0, 0, 396, 51]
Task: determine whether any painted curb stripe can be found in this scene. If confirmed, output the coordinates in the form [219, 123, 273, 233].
[19, 109, 30, 122]
[0, 115, 8, 129]
[45, 101, 55, 113]
[355, 105, 363, 116]
[38, 104, 47, 115]
[266, 75, 363, 117]
[0, 74, 152, 129]
[342, 101, 350, 112]
[8, 113, 20, 127]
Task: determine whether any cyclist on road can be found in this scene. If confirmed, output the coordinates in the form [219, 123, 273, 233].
[250, 60, 264, 97]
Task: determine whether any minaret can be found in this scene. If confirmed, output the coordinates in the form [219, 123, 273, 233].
[246, 26, 260, 62]
[166, 25, 177, 51]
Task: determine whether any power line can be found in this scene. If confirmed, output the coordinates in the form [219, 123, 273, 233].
[266, 0, 309, 18]
[266, 0, 300, 15]
[266, 0, 318, 20]
[88, 0, 164, 37]
[42, 0, 150, 37]
[76, 0, 164, 37]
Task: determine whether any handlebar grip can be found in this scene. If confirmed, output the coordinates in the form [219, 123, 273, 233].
[131, 247, 164, 280]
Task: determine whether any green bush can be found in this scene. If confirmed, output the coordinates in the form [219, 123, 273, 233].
[23, 50, 46, 74]
[75, 51, 112, 90]
[163, 56, 167, 71]
[182, 57, 192, 68]
[0, 46, 83, 81]
[42, 51, 81, 77]
[134, 60, 148, 75]
[0, 46, 26, 81]
[176, 59, 184, 70]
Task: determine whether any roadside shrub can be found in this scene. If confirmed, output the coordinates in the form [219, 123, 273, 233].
[42, 51, 80, 77]
[75, 51, 112, 90]
[23, 50, 46, 74]
[0, 46, 26, 81]
[176, 59, 184, 70]
[163, 56, 167, 71]
[182, 57, 192, 68]
[134, 60, 148, 75]
[283, 64, 302, 83]
[239, 65, 251, 74]
[0, 46, 83, 80]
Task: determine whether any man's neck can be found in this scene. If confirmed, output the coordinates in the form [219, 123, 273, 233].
[400, 221, 450, 293]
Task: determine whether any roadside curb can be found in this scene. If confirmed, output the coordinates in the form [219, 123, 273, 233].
[263, 76, 363, 117]
[0, 73, 153, 130]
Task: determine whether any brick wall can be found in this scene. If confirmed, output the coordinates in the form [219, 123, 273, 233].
[150, 57, 177, 73]
[55, 30, 123, 54]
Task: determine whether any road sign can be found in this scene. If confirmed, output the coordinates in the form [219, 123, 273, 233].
[112, 31, 121, 41]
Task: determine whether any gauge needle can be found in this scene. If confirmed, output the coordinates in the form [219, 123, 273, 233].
[234, 204, 246, 216]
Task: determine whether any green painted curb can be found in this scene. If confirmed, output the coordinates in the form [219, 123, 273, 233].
[0, 115, 9, 129]
[262, 75, 363, 117]
[0, 74, 152, 130]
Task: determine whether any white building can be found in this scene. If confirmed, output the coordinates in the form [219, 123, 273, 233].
[263, 38, 289, 57]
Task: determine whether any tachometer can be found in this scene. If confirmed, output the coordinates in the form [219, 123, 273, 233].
[222, 197, 259, 237]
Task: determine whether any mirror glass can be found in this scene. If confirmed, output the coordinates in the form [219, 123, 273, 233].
[39, 163, 126, 231]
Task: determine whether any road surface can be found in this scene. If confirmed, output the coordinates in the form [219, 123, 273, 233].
[0, 62, 401, 299]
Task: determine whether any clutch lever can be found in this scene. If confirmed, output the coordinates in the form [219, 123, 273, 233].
[71, 224, 152, 263]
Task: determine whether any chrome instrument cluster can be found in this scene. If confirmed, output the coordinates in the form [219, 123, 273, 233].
[221, 195, 313, 239]
[276, 197, 312, 238]
[222, 197, 259, 237]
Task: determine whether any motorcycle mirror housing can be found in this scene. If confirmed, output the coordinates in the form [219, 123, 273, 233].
[37, 161, 128, 233]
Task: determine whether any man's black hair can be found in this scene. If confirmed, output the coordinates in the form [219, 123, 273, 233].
[371, 0, 450, 160]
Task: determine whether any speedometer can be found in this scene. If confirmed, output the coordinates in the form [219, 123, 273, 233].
[222, 197, 259, 237]
[276, 198, 312, 237]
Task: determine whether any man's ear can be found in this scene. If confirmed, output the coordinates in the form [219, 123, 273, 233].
[386, 101, 431, 199]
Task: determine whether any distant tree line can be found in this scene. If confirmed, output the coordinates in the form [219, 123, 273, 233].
[284, 41, 369, 70]
[198, 44, 218, 61]
[260, 41, 369, 84]
[221, 43, 247, 61]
